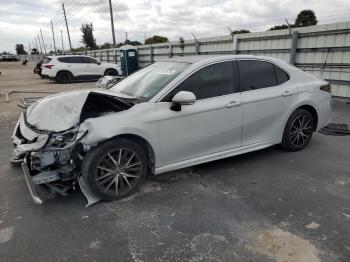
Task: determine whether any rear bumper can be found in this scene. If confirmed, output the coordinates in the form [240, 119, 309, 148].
[21, 160, 43, 205]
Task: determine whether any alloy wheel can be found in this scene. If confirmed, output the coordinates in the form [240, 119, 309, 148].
[289, 113, 313, 148]
[94, 148, 142, 197]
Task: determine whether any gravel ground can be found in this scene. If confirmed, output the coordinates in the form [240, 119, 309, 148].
[0, 62, 349, 262]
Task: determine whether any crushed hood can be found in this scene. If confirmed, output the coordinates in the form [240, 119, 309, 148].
[26, 89, 134, 132]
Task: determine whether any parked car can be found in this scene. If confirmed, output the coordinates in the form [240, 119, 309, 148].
[41, 55, 122, 84]
[12, 55, 331, 205]
[1, 54, 19, 61]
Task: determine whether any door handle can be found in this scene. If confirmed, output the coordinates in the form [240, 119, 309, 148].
[225, 101, 241, 108]
[282, 90, 294, 97]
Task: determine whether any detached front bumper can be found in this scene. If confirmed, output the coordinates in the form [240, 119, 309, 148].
[21, 160, 43, 205]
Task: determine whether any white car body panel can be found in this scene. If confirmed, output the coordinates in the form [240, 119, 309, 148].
[15, 55, 332, 175]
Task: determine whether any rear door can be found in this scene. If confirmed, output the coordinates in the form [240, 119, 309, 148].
[155, 61, 243, 166]
[238, 59, 292, 145]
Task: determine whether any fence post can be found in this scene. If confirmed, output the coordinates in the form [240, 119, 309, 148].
[289, 31, 299, 65]
[150, 46, 154, 62]
[232, 35, 239, 54]
[114, 49, 117, 64]
[106, 49, 109, 63]
[168, 43, 173, 58]
[195, 41, 200, 55]
[100, 50, 103, 61]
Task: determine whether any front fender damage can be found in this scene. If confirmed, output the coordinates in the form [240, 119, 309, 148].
[12, 91, 135, 206]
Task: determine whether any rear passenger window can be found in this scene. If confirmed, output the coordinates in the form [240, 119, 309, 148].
[83, 57, 98, 63]
[163, 61, 236, 101]
[58, 57, 71, 63]
[238, 60, 277, 91]
[274, 65, 289, 85]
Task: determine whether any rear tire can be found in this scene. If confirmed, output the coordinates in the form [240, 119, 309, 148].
[281, 109, 315, 151]
[81, 138, 148, 201]
[56, 71, 72, 84]
[104, 69, 118, 76]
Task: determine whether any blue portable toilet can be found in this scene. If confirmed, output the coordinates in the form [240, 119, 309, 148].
[119, 45, 139, 76]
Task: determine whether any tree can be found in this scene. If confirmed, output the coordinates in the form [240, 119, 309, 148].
[15, 44, 25, 55]
[294, 10, 317, 27]
[100, 42, 112, 49]
[269, 24, 289, 31]
[145, 35, 169, 45]
[230, 29, 250, 35]
[31, 48, 39, 55]
[125, 40, 142, 46]
[81, 23, 98, 50]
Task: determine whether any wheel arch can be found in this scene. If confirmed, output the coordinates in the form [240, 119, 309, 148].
[56, 70, 73, 78]
[98, 133, 156, 175]
[104, 68, 118, 76]
[296, 104, 318, 131]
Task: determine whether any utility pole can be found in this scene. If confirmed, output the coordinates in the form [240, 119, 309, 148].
[50, 19, 57, 53]
[108, 0, 116, 47]
[62, 3, 73, 52]
[40, 29, 47, 54]
[37, 35, 43, 54]
[61, 29, 64, 52]
[125, 32, 128, 42]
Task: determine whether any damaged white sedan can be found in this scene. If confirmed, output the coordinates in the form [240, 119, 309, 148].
[11, 55, 331, 206]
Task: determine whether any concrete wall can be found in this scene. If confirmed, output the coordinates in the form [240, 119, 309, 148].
[89, 22, 348, 98]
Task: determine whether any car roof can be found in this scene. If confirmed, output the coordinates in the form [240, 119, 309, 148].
[154, 54, 288, 65]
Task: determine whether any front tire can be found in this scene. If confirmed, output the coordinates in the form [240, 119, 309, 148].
[81, 139, 148, 201]
[281, 109, 315, 151]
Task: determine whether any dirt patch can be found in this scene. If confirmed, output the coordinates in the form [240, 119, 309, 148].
[0, 226, 13, 244]
[248, 228, 319, 262]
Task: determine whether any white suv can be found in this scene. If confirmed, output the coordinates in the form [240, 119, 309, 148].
[41, 55, 122, 84]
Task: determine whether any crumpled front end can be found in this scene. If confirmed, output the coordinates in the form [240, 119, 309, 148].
[12, 113, 87, 204]
[11, 90, 135, 206]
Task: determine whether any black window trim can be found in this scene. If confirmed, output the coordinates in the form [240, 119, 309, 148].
[237, 58, 290, 93]
[159, 59, 239, 102]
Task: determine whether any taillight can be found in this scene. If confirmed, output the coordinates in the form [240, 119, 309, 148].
[44, 64, 54, 69]
[320, 82, 331, 93]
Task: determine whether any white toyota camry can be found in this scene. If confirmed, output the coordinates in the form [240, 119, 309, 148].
[12, 55, 331, 205]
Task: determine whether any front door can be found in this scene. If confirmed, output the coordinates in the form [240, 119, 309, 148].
[155, 61, 243, 166]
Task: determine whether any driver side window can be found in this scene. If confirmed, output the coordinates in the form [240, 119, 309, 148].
[163, 61, 236, 102]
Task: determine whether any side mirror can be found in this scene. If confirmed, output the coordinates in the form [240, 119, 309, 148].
[170, 91, 196, 111]
[97, 61, 101, 65]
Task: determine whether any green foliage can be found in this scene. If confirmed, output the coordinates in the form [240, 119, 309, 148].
[116, 40, 143, 48]
[125, 40, 142, 46]
[80, 23, 98, 50]
[295, 10, 317, 27]
[15, 44, 25, 55]
[31, 48, 39, 55]
[100, 42, 113, 49]
[230, 29, 250, 35]
[269, 24, 290, 31]
[145, 35, 169, 45]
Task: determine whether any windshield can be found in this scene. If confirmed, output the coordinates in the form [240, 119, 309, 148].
[110, 62, 190, 100]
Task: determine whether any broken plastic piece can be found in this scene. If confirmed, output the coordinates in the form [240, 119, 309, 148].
[78, 176, 100, 208]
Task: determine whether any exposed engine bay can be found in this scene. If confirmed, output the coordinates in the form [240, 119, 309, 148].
[12, 90, 135, 206]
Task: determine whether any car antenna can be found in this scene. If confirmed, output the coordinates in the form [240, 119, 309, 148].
[321, 47, 331, 77]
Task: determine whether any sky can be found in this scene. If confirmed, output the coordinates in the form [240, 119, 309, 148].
[0, 0, 349, 53]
